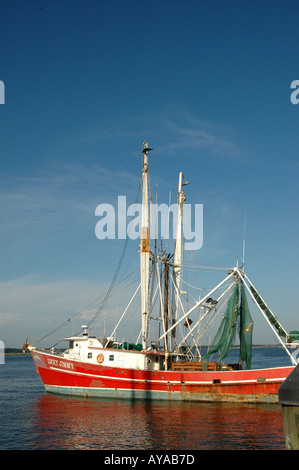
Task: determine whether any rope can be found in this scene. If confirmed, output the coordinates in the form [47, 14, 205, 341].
[33, 178, 141, 347]
[73, 179, 141, 335]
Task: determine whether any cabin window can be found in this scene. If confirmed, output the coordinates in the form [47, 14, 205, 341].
[88, 353, 92, 359]
[109, 355, 114, 361]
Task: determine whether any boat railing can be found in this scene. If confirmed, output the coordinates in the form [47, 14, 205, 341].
[171, 361, 242, 371]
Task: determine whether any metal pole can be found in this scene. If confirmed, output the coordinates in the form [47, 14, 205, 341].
[158, 270, 236, 342]
[140, 141, 152, 350]
[178, 280, 236, 349]
[108, 283, 141, 345]
[172, 171, 186, 350]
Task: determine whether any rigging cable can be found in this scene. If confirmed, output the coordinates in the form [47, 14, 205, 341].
[32, 178, 142, 347]
[74, 178, 142, 334]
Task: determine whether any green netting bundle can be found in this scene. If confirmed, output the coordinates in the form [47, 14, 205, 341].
[203, 284, 239, 370]
[203, 283, 253, 370]
[239, 284, 253, 369]
[288, 331, 299, 342]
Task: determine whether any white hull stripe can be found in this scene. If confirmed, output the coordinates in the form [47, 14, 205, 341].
[49, 365, 180, 384]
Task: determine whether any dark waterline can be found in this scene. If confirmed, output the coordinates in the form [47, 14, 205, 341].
[0, 350, 290, 450]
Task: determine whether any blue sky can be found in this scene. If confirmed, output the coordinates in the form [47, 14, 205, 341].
[0, 0, 298, 348]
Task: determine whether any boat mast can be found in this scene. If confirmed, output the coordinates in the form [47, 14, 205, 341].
[140, 141, 152, 350]
[172, 172, 187, 350]
[164, 256, 169, 351]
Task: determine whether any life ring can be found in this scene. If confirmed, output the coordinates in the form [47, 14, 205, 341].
[97, 353, 104, 364]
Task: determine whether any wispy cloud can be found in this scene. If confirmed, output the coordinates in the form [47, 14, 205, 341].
[0, 274, 104, 345]
[0, 161, 138, 239]
[0, 311, 22, 326]
[75, 109, 249, 162]
[155, 112, 248, 161]
[0, 273, 140, 348]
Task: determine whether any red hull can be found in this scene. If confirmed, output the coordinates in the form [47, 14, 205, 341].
[31, 349, 294, 403]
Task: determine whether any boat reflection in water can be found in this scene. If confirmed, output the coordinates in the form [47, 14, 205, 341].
[31, 394, 285, 450]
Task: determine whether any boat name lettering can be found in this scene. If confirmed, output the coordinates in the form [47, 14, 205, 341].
[47, 358, 58, 366]
[59, 360, 74, 369]
[47, 358, 74, 369]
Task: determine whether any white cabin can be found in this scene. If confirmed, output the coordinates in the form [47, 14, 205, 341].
[61, 335, 166, 371]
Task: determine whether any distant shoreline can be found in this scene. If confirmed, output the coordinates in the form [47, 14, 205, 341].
[2, 344, 283, 356]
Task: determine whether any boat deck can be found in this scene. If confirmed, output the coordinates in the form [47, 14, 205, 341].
[171, 361, 240, 371]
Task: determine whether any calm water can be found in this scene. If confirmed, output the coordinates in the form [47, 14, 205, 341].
[0, 348, 292, 450]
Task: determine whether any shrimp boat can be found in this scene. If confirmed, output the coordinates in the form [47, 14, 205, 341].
[27, 142, 299, 403]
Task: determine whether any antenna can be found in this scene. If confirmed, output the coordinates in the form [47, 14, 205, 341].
[242, 212, 246, 271]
